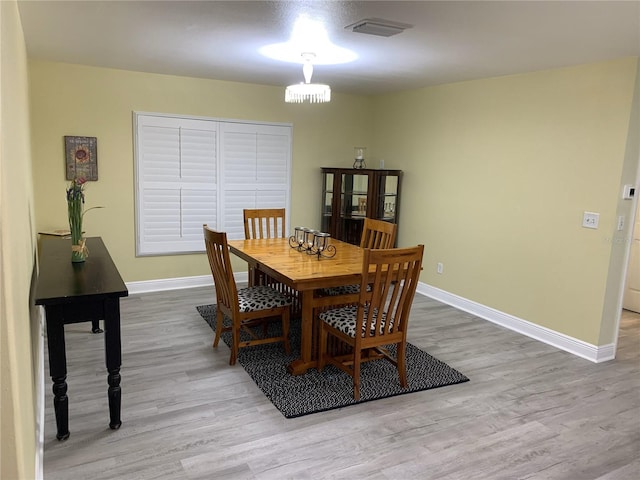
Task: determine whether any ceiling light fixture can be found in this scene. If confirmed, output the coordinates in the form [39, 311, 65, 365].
[260, 14, 357, 65]
[285, 53, 331, 104]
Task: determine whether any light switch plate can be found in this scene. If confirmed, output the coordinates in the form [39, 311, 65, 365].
[623, 184, 636, 200]
[582, 211, 600, 229]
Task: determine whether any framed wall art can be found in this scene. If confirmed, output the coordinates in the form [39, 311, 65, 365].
[65, 136, 98, 181]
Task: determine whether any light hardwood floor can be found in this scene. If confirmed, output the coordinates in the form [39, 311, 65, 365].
[43, 287, 640, 480]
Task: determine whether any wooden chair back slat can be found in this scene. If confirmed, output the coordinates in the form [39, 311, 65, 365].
[243, 208, 286, 239]
[360, 218, 397, 249]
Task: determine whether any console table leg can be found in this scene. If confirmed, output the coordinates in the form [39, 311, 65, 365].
[92, 319, 103, 333]
[107, 369, 122, 429]
[52, 376, 70, 440]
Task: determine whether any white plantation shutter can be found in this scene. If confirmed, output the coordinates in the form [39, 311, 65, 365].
[220, 122, 291, 240]
[135, 113, 291, 255]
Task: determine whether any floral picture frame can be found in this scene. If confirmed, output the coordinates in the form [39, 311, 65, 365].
[65, 136, 98, 181]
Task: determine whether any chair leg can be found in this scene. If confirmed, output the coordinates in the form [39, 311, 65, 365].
[317, 325, 328, 372]
[397, 341, 408, 388]
[230, 322, 240, 366]
[282, 309, 291, 355]
[353, 348, 361, 401]
[213, 307, 224, 348]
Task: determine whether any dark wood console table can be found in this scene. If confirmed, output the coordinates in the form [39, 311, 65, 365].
[35, 236, 128, 440]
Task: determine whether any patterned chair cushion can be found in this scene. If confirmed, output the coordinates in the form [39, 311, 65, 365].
[321, 284, 362, 296]
[319, 305, 389, 338]
[237, 286, 291, 312]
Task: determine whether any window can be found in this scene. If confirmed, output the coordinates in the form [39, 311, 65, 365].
[134, 113, 291, 255]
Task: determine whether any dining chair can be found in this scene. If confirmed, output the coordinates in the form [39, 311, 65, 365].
[203, 225, 291, 366]
[322, 218, 397, 296]
[317, 244, 424, 400]
[242, 208, 300, 315]
[243, 208, 286, 239]
[243, 207, 284, 287]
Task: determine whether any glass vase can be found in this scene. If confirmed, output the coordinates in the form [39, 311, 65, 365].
[68, 197, 85, 263]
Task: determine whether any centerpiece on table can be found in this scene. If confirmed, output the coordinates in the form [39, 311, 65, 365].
[66, 177, 102, 263]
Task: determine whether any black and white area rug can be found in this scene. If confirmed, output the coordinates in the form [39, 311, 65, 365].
[197, 304, 469, 418]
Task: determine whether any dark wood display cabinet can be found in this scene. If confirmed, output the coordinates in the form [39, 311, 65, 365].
[321, 167, 402, 245]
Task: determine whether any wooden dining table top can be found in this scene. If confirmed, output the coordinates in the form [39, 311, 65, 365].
[227, 237, 364, 291]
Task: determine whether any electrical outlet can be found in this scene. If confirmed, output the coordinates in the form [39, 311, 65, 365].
[617, 215, 625, 231]
[582, 212, 599, 229]
[437, 262, 443, 274]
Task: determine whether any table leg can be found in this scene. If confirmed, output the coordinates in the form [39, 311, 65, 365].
[287, 290, 317, 375]
[52, 376, 70, 440]
[45, 305, 70, 440]
[104, 298, 122, 430]
[107, 369, 122, 429]
[92, 319, 103, 333]
[286, 291, 360, 376]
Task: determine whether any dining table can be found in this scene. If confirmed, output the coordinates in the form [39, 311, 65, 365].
[227, 237, 363, 375]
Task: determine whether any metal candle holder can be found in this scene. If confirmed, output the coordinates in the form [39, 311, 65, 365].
[289, 226, 337, 259]
[289, 226, 310, 251]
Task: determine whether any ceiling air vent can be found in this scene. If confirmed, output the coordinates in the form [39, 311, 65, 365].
[345, 18, 413, 37]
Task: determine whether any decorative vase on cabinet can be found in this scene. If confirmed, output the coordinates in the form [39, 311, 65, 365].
[321, 167, 402, 246]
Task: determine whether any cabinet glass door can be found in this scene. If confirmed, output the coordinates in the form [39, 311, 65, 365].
[341, 173, 369, 217]
[378, 174, 399, 222]
[321, 172, 334, 232]
[340, 172, 369, 245]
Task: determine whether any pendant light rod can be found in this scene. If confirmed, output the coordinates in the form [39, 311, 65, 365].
[285, 52, 331, 104]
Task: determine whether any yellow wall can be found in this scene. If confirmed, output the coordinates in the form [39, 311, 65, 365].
[371, 58, 639, 345]
[600, 60, 640, 345]
[29, 61, 372, 282]
[0, 1, 38, 479]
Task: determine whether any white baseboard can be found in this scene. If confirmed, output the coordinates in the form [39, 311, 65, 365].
[125, 273, 248, 295]
[416, 282, 616, 363]
[35, 307, 45, 480]
[126, 275, 212, 294]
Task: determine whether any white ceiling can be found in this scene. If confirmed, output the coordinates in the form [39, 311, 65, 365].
[17, 0, 640, 96]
